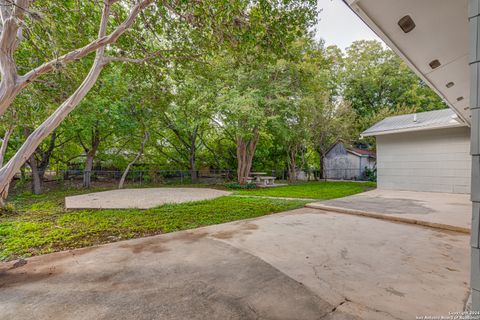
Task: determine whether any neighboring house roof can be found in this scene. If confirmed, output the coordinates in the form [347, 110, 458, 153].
[326, 141, 376, 158]
[361, 109, 466, 137]
[348, 147, 375, 158]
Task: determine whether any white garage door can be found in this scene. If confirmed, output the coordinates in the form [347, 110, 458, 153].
[376, 127, 471, 194]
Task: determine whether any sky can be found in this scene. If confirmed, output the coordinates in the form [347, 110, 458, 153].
[315, 0, 383, 50]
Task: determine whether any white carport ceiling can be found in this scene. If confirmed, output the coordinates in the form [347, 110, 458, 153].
[344, 0, 470, 125]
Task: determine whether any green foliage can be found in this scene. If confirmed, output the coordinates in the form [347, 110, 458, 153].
[0, 188, 308, 261]
[234, 181, 376, 199]
[364, 167, 377, 182]
[225, 183, 258, 189]
[0, 203, 16, 216]
[341, 40, 446, 118]
[0, 0, 448, 195]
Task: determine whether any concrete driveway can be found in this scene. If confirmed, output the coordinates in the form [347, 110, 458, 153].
[307, 189, 471, 233]
[0, 208, 470, 320]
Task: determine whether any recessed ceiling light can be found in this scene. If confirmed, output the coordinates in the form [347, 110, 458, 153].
[398, 15, 416, 33]
[446, 82, 455, 88]
[457, 96, 464, 101]
[429, 60, 441, 69]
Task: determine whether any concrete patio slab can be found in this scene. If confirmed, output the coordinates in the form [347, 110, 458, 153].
[306, 189, 471, 233]
[65, 188, 231, 209]
[0, 207, 469, 320]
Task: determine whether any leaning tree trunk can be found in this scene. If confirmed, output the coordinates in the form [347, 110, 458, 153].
[0, 0, 152, 198]
[0, 39, 106, 196]
[236, 130, 259, 184]
[118, 132, 149, 189]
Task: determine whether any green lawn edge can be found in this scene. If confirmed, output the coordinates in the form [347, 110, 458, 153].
[234, 181, 376, 199]
[0, 193, 307, 261]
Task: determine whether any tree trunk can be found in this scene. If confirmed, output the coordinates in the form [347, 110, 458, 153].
[28, 155, 43, 194]
[190, 127, 198, 182]
[83, 151, 95, 188]
[319, 153, 326, 181]
[287, 144, 298, 182]
[0, 0, 153, 117]
[190, 151, 197, 182]
[82, 125, 101, 188]
[0, 125, 13, 166]
[119, 132, 149, 189]
[0, 125, 13, 205]
[236, 129, 259, 184]
[0, 2, 117, 197]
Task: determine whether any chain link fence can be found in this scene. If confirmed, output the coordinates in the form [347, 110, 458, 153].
[13, 167, 372, 190]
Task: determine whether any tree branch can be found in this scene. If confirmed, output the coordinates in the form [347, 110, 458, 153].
[0, 0, 154, 117]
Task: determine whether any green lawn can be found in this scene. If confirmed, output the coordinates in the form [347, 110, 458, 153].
[234, 181, 376, 199]
[0, 189, 307, 261]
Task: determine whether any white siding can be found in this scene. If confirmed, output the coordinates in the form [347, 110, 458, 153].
[376, 127, 471, 194]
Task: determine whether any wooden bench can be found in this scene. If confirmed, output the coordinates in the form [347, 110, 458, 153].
[258, 176, 276, 187]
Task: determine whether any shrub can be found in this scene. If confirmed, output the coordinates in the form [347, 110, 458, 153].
[364, 167, 377, 182]
[0, 202, 17, 216]
[225, 183, 258, 189]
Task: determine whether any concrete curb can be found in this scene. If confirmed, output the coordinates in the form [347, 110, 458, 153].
[305, 203, 471, 234]
[231, 194, 319, 201]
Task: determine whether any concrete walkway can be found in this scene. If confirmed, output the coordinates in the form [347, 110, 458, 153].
[307, 189, 471, 233]
[0, 208, 469, 320]
[65, 188, 231, 209]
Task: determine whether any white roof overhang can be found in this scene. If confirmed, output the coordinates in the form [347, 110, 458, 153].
[343, 0, 470, 125]
[361, 122, 466, 138]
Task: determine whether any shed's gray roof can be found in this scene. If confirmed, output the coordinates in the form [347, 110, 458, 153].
[361, 109, 466, 137]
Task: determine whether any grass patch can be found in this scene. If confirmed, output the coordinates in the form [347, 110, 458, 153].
[234, 181, 376, 199]
[0, 188, 307, 261]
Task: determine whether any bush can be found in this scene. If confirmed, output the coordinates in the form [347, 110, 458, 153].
[364, 167, 377, 182]
[0, 202, 17, 216]
[225, 183, 258, 189]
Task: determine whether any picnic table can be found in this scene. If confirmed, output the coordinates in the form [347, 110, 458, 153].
[249, 172, 266, 184]
[245, 172, 276, 186]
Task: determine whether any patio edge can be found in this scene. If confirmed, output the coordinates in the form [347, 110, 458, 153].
[305, 203, 470, 234]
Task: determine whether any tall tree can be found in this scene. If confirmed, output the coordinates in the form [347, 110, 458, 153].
[342, 40, 446, 117]
[153, 66, 216, 182]
[307, 96, 355, 179]
[0, 0, 319, 199]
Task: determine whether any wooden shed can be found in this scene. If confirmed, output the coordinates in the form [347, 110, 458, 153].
[324, 141, 376, 180]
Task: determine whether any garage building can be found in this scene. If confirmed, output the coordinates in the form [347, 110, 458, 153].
[362, 109, 471, 194]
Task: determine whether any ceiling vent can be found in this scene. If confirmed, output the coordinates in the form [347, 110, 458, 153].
[398, 15, 416, 33]
[429, 59, 441, 69]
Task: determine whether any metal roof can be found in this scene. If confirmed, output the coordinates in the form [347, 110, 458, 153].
[361, 109, 466, 137]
